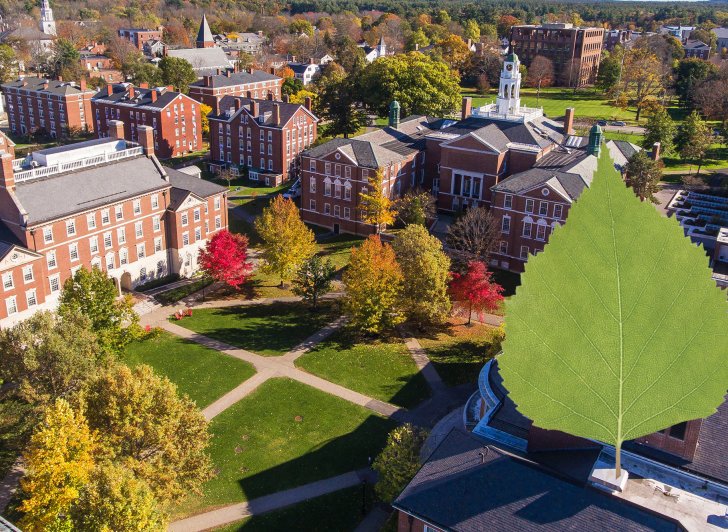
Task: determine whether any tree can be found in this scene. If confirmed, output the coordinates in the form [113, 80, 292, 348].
[497, 15, 521, 38]
[463, 19, 481, 42]
[625, 150, 662, 203]
[83, 364, 213, 506]
[642, 106, 677, 155]
[289, 19, 314, 37]
[0, 44, 17, 83]
[72, 464, 166, 531]
[392, 225, 451, 326]
[449, 261, 504, 325]
[621, 48, 665, 121]
[695, 72, 728, 126]
[314, 67, 368, 138]
[394, 189, 436, 226]
[343, 235, 404, 334]
[446, 207, 500, 268]
[58, 267, 139, 358]
[359, 170, 396, 232]
[677, 111, 713, 174]
[691, 28, 717, 51]
[526, 55, 554, 100]
[596, 47, 623, 95]
[372, 424, 427, 503]
[431, 35, 472, 74]
[406, 28, 430, 51]
[125, 60, 162, 87]
[360, 53, 460, 117]
[499, 149, 728, 477]
[282, 76, 304, 97]
[674, 58, 717, 109]
[200, 103, 213, 136]
[0, 311, 100, 407]
[158, 56, 197, 93]
[255, 195, 317, 285]
[50, 38, 83, 81]
[18, 399, 96, 532]
[198, 230, 253, 289]
[291, 255, 335, 309]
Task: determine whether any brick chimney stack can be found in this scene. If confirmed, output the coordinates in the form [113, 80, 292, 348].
[79, 78, 87, 91]
[282, 94, 290, 103]
[267, 92, 273, 100]
[137, 125, 154, 157]
[108, 120, 125, 139]
[204, 75, 212, 87]
[270, 67, 276, 75]
[234, 98, 242, 111]
[273, 103, 280, 126]
[251, 101, 259, 117]
[140, 82, 149, 89]
[0, 152, 15, 190]
[128, 86, 135, 98]
[564, 107, 575, 135]
[651, 142, 661, 161]
[461, 97, 472, 120]
[150, 89, 157, 103]
[226, 69, 231, 77]
[246, 90, 252, 99]
[106, 84, 113, 96]
[304, 96, 312, 111]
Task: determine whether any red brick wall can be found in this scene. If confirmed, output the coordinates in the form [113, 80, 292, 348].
[189, 77, 284, 110]
[632, 420, 702, 461]
[397, 511, 429, 532]
[4, 88, 95, 136]
[0, 257, 47, 321]
[118, 29, 163, 50]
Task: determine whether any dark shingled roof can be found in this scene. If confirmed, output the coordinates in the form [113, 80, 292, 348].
[190, 70, 280, 89]
[438, 115, 566, 150]
[611, 139, 639, 161]
[394, 430, 681, 532]
[210, 96, 314, 127]
[1, 78, 93, 95]
[91, 84, 181, 110]
[196, 14, 213, 44]
[686, 397, 728, 484]
[491, 167, 589, 201]
[167, 167, 227, 199]
[288, 62, 317, 75]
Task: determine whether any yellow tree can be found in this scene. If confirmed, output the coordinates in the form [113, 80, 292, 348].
[359, 170, 395, 233]
[18, 399, 96, 532]
[621, 48, 666, 121]
[200, 103, 213, 137]
[255, 195, 317, 285]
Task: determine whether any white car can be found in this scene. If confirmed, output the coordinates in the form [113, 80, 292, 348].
[282, 179, 301, 199]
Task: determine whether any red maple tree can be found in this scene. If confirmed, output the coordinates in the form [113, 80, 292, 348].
[198, 230, 253, 289]
[449, 261, 504, 325]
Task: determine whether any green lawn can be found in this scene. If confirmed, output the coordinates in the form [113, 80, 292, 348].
[296, 329, 431, 408]
[155, 277, 213, 305]
[123, 331, 255, 408]
[417, 320, 504, 387]
[175, 300, 340, 356]
[317, 233, 365, 272]
[179, 378, 396, 515]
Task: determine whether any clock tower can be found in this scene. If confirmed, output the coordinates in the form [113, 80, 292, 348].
[496, 48, 521, 116]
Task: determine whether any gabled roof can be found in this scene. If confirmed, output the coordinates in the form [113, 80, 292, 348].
[209, 95, 316, 127]
[91, 84, 182, 110]
[712, 27, 728, 39]
[491, 166, 591, 202]
[0, 26, 54, 42]
[436, 115, 565, 151]
[606, 139, 641, 169]
[684, 39, 709, 50]
[166, 167, 227, 200]
[190, 70, 280, 89]
[1, 78, 93, 95]
[167, 47, 230, 75]
[288, 62, 318, 74]
[197, 14, 213, 44]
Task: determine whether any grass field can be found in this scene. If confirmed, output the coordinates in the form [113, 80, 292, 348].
[179, 378, 395, 515]
[296, 329, 431, 408]
[123, 331, 255, 408]
[417, 320, 504, 387]
[317, 233, 365, 272]
[175, 300, 340, 356]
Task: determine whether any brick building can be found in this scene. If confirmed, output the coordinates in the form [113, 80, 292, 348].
[118, 27, 164, 50]
[208, 95, 318, 186]
[683, 39, 711, 60]
[510, 24, 604, 87]
[188, 69, 283, 110]
[2, 77, 95, 137]
[0, 123, 227, 328]
[91, 84, 202, 159]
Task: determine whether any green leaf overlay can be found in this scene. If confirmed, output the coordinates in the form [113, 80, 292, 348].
[499, 148, 728, 461]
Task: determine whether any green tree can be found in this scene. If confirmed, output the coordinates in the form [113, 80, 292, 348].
[58, 267, 139, 358]
[343, 235, 404, 334]
[596, 47, 623, 95]
[282, 76, 304, 97]
[18, 399, 97, 532]
[642, 106, 677, 155]
[360, 52, 460, 117]
[289, 19, 314, 37]
[394, 189, 436, 226]
[625, 150, 662, 203]
[677, 110, 713, 174]
[125, 59, 162, 87]
[392, 224, 451, 326]
[463, 19, 481, 42]
[359, 170, 396, 232]
[291, 255, 336, 309]
[372, 424, 427, 503]
[51, 39, 83, 81]
[431, 34, 472, 74]
[621, 48, 665, 121]
[314, 66, 368, 138]
[499, 149, 728, 476]
[0, 44, 17, 83]
[158, 56, 197, 93]
[691, 28, 718, 51]
[0, 311, 100, 407]
[675, 58, 717, 109]
[83, 364, 213, 506]
[255, 195, 317, 285]
[405, 29, 430, 51]
[72, 463, 167, 531]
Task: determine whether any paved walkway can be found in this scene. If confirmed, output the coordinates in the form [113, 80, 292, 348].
[169, 469, 368, 532]
[399, 331, 447, 395]
[354, 504, 392, 532]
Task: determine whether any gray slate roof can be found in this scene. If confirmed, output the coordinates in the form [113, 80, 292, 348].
[91, 84, 180, 110]
[288, 62, 316, 74]
[190, 70, 280, 89]
[167, 167, 227, 199]
[491, 167, 589, 201]
[439, 115, 565, 151]
[2, 78, 92, 95]
[167, 47, 231, 75]
[210, 96, 314, 127]
[684, 40, 709, 50]
[394, 429, 680, 532]
[685, 397, 728, 484]
[713, 27, 728, 39]
[0, 26, 54, 42]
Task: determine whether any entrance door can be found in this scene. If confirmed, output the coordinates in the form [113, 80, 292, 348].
[333, 224, 340, 235]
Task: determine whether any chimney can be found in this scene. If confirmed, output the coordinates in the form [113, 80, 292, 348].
[226, 69, 231, 77]
[106, 84, 113, 96]
[461, 97, 472, 120]
[151, 89, 157, 103]
[587, 123, 603, 157]
[415, 43, 419, 51]
[0, 153, 15, 190]
[140, 82, 149, 89]
[79, 78, 87, 91]
[309, 57, 315, 65]
[204, 75, 212, 87]
[251, 101, 259, 116]
[651, 142, 661, 161]
[304, 96, 312, 111]
[267, 92, 273, 100]
[216, 68, 221, 75]
[43, 80, 49, 90]
[138, 125, 154, 157]
[234, 98, 242, 111]
[246, 90, 252, 99]
[273, 103, 280, 125]
[564, 107, 575, 135]
[129, 86, 135, 98]
[108, 120, 125, 139]
[57, 75, 62, 82]
[270, 67, 276, 75]
[282, 94, 290, 103]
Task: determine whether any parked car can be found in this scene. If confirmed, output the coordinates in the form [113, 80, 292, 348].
[609, 121, 627, 127]
[282, 179, 301, 199]
[597, 120, 607, 126]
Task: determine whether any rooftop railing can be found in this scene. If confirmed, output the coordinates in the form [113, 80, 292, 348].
[13, 146, 144, 183]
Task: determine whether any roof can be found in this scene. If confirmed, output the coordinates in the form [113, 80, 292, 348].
[91, 84, 181, 110]
[210, 95, 315, 127]
[606, 139, 641, 170]
[394, 430, 680, 532]
[190, 70, 280, 89]
[167, 47, 230, 75]
[441, 115, 566, 150]
[1, 78, 92, 95]
[712, 27, 728, 39]
[491, 166, 590, 201]
[288, 62, 318, 74]
[166, 167, 227, 199]
[686, 397, 728, 484]
[14, 156, 170, 225]
[684, 40, 709, 50]
[197, 14, 213, 44]
[0, 26, 54, 42]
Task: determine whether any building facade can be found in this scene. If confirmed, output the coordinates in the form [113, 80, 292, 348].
[510, 23, 604, 87]
[91, 84, 202, 159]
[208, 95, 318, 186]
[683, 40, 710, 59]
[188, 69, 283, 110]
[0, 124, 227, 328]
[2, 77, 95, 137]
[118, 27, 164, 50]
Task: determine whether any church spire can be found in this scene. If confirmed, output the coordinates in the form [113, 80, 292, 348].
[39, 0, 56, 37]
[196, 13, 214, 48]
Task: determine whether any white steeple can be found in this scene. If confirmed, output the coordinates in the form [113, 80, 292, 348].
[496, 49, 521, 116]
[39, 0, 56, 36]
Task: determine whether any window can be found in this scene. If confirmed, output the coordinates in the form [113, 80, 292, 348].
[153, 216, 161, 232]
[324, 203, 331, 215]
[520, 246, 529, 260]
[504, 194, 513, 209]
[344, 207, 350, 219]
[106, 253, 115, 271]
[104, 232, 112, 249]
[140, 267, 147, 281]
[66, 219, 76, 236]
[2, 272, 13, 290]
[26, 289, 36, 307]
[345, 166, 351, 178]
[310, 199, 316, 210]
[668, 422, 687, 441]
[193, 209, 200, 222]
[522, 221, 532, 238]
[49, 275, 60, 293]
[22, 266, 33, 283]
[119, 249, 128, 266]
[136, 243, 145, 259]
[325, 162, 331, 175]
[215, 215, 221, 229]
[133, 199, 141, 215]
[214, 196, 221, 210]
[115, 205, 124, 220]
[194, 227, 201, 241]
[324, 181, 332, 196]
[553, 204, 563, 219]
[6, 296, 17, 315]
[499, 241, 508, 254]
[344, 185, 351, 200]
[539, 201, 548, 216]
[334, 205, 340, 218]
[47, 250, 57, 269]
[501, 216, 511, 234]
[87, 213, 96, 229]
[309, 159, 316, 172]
[43, 226, 53, 243]
[525, 199, 535, 213]
[151, 194, 159, 209]
[154, 237, 162, 253]
[181, 213, 188, 227]
[69, 243, 79, 261]
[117, 227, 126, 244]
[135, 222, 143, 238]
[182, 232, 189, 246]
[536, 224, 546, 241]
[101, 209, 110, 225]
[89, 236, 99, 254]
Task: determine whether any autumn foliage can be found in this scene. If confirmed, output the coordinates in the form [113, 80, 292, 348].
[198, 230, 253, 289]
[449, 261, 504, 324]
